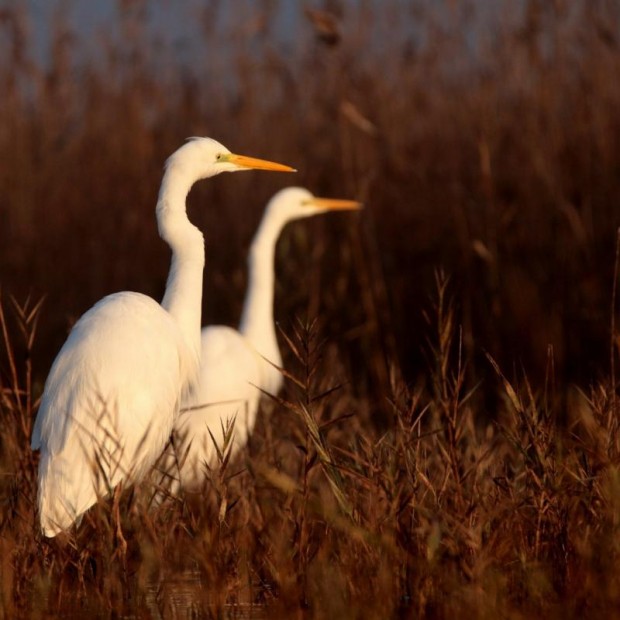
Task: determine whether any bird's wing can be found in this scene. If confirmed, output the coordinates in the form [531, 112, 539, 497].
[34, 292, 189, 456]
[32, 292, 195, 533]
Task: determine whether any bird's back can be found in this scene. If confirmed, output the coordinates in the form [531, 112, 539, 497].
[32, 291, 196, 536]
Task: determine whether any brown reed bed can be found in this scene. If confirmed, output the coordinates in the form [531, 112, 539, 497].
[2, 0, 620, 616]
[2, 278, 620, 618]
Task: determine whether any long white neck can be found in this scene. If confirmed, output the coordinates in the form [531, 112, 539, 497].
[239, 207, 288, 369]
[157, 165, 205, 380]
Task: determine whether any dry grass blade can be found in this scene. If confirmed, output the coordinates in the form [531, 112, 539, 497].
[9, 295, 45, 349]
[0, 294, 19, 405]
[254, 463, 302, 495]
[276, 322, 305, 366]
[256, 348, 305, 390]
[296, 403, 353, 518]
[486, 352, 524, 415]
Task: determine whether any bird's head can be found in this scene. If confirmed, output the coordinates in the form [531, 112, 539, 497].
[266, 187, 362, 222]
[166, 137, 296, 180]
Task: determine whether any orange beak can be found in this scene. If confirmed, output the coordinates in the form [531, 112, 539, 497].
[309, 197, 363, 211]
[224, 153, 296, 172]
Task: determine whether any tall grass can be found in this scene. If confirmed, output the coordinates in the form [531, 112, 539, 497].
[2, 0, 620, 616]
[3, 278, 620, 617]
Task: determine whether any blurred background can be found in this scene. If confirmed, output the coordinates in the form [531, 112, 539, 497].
[2, 0, 620, 417]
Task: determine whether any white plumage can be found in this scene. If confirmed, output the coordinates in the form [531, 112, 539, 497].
[168, 187, 361, 492]
[31, 138, 294, 536]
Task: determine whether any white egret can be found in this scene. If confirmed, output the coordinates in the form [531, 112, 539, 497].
[30, 137, 294, 537]
[167, 186, 361, 492]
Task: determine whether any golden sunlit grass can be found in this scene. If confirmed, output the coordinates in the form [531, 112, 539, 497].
[3, 0, 620, 617]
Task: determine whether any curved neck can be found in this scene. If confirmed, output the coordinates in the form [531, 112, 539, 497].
[239, 208, 288, 366]
[157, 166, 205, 368]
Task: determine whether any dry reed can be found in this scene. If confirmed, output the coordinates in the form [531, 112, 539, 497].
[2, 1, 620, 617]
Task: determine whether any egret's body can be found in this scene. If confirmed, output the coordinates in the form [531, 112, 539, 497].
[31, 138, 293, 536]
[169, 187, 361, 492]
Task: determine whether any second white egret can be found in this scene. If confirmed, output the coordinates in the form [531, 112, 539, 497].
[166, 186, 361, 492]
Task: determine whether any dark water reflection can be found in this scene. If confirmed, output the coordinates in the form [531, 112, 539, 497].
[142, 569, 267, 619]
